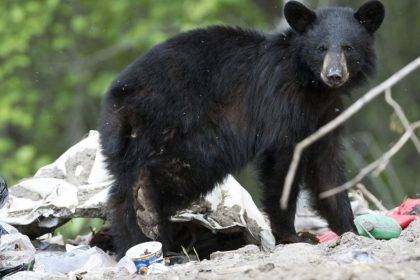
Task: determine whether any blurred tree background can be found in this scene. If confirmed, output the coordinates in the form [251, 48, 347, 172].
[0, 0, 418, 224]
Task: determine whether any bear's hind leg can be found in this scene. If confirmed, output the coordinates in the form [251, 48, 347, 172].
[141, 156, 224, 253]
[108, 179, 150, 259]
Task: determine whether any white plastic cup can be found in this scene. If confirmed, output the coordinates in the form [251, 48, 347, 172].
[125, 241, 163, 272]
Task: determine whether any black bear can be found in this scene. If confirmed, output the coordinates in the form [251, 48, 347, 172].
[99, 1, 385, 258]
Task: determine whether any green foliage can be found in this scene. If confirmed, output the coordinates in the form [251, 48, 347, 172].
[0, 0, 418, 210]
[0, 0, 267, 183]
[54, 218, 105, 242]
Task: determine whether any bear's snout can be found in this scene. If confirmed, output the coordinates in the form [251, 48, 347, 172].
[321, 51, 349, 88]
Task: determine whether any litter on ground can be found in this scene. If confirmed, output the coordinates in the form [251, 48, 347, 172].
[0, 131, 419, 279]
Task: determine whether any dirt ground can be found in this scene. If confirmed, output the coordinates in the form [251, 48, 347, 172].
[147, 219, 420, 280]
[5, 220, 420, 280]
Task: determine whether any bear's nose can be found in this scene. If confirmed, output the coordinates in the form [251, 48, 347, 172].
[327, 71, 343, 86]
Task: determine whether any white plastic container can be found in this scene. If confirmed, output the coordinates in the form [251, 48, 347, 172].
[125, 241, 163, 271]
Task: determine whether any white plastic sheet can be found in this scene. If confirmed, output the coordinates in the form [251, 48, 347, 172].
[0, 131, 112, 233]
[0, 223, 36, 270]
[0, 130, 276, 250]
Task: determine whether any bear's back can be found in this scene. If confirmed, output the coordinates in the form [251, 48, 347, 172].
[105, 26, 268, 131]
[110, 26, 266, 98]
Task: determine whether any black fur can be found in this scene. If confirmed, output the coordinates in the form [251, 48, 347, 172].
[99, 1, 384, 258]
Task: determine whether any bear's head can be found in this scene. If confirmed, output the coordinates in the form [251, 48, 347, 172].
[284, 0, 385, 89]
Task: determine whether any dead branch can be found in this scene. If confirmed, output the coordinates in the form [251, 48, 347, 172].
[355, 183, 387, 211]
[319, 121, 420, 199]
[385, 88, 420, 153]
[280, 57, 420, 209]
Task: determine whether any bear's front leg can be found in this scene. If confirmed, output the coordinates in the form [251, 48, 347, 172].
[257, 148, 311, 244]
[306, 135, 356, 234]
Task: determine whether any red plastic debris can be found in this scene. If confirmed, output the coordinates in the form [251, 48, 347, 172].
[317, 199, 419, 241]
[388, 214, 416, 229]
[388, 198, 420, 229]
[391, 198, 420, 215]
[317, 230, 339, 243]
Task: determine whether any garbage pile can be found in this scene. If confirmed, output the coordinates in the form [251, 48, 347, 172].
[0, 131, 419, 279]
[0, 131, 112, 238]
[0, 131, 277, 277]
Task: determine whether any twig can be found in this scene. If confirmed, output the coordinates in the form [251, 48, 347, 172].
[356, 219, 376, 240]
[192, 247, 201, 262]
[319, 121, 420, 199]
[355, 183, 387, 211]
[181, 246, 191, 262]
[280, 57, 420, 209]
[385, 88, 420, 153]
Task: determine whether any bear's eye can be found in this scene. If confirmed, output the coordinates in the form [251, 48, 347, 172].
[343, 45, 353, 52]
[317, 45, 327, 52]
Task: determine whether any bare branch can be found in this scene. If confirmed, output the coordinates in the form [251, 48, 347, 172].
[385, 88, 420, 153]
[280, 57, 420, 209]
[319, 121, 420, 199]
[355, 183, 387, 211]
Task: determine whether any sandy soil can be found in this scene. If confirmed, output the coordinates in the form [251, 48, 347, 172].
[146, 219, 420, 280]
[5, 220, 419, 280]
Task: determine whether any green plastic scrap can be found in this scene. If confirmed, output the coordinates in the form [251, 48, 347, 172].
[354, 214, 402, 240]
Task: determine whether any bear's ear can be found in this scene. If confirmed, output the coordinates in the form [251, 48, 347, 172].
[354, 0, 385, 33]
[284, 1, 316, 33]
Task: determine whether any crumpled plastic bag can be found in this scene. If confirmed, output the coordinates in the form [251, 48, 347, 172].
[0, 130, 276, 250]
[0, 222, 18, 236]
[0, 131, 112, 237]
[34, 244, 115, 274]
[0, 222, 36, 270]
[171, 174, 275, 250]
[116, 256, 137, 274]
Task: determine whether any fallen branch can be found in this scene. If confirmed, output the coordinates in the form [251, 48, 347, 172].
[319, 121, 420, 199]
[355, 183, 387, 211]
[280, 57, 420, 209]
[384, 88, 420, 153]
